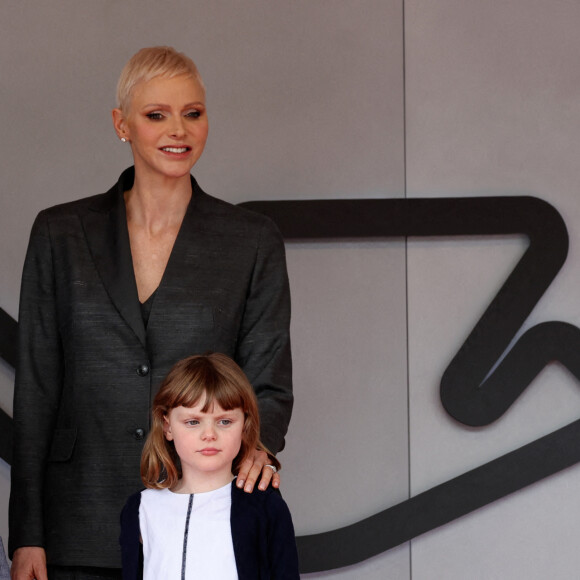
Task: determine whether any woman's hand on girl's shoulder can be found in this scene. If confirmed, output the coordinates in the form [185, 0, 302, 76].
[236, 449, 280, 493]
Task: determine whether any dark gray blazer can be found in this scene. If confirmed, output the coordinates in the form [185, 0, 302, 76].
[9, 167, 292, 568]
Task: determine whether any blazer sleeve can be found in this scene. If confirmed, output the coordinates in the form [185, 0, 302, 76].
[9, 211, 64, 557]
[235, 217, 293, 454]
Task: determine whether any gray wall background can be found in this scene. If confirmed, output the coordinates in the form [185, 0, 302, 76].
[2, 1, 580, 578]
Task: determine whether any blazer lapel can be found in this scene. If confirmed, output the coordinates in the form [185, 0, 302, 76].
[147, 176, 213, 319]
[155, 179, 203, 286]
[80, 168, 146, 346]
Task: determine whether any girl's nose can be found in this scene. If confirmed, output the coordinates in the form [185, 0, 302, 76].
[201, 425, 217, 440]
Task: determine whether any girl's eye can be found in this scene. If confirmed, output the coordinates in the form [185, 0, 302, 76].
[219, 419, 232, 426]
[146, 112, 164, 120]
[186, 420, 199, 426]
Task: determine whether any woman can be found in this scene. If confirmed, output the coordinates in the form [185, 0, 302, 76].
[9, 46, 292, 580]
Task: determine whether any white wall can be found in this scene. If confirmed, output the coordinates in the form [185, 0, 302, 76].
[2, 1, 580, 578]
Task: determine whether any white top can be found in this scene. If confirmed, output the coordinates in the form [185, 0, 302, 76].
[139, 482, 238, 580]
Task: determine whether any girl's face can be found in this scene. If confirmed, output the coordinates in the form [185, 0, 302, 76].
[164, 397, 244, 490]
[112, 74, 209, 183]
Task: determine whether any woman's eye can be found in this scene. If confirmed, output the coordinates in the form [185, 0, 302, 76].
[185, 110, 201, 119]
[146, 112, 164, 120]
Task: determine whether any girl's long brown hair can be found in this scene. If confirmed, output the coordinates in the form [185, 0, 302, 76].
[141, 352, 280, 489]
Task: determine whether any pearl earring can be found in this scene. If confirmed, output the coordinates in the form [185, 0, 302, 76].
[121, 137, 127, 143]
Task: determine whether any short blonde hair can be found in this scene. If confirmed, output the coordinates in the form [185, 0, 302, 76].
[116, 46, 205, 112]
[140, 353, 280, 490]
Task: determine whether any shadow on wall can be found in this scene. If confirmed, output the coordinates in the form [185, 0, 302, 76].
[3, 196, 580, 573]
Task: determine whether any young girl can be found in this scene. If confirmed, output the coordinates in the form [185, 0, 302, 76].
[119, 353, 299, 579]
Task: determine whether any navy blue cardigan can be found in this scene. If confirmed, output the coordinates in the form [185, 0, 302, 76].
[120, 483, 299, 579]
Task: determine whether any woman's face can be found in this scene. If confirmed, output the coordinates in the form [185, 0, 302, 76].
[114, 74, 209, 182]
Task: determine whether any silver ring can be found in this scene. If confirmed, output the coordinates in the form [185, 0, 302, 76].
[265, 464, 277, 473]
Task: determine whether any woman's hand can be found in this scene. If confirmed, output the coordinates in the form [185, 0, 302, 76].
[236, 449, 280, 492]
[10, 547, 47, 580]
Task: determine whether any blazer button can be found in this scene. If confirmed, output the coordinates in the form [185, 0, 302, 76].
[134, 428, 145, 440]
[137, 364, 150, 377]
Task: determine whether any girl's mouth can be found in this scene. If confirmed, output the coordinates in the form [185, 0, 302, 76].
[199, 448, 220, 456]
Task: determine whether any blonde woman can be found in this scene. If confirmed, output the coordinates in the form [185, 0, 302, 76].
[9, 46, 292, 580]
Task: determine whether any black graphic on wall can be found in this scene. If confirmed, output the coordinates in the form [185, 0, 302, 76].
[0, 307, 16, 465]
[240, 196, 580, 572]
[2, 196, 580, 573]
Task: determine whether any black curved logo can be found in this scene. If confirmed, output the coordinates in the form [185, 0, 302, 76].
[0, 307, 16, 466]
[2, 196, 580, 573]
[240, 196, 580, 573]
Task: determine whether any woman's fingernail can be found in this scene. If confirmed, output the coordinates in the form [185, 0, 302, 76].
[237, 479, 244, 488]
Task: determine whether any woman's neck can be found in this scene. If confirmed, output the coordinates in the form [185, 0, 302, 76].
[124, 173, 192, 235]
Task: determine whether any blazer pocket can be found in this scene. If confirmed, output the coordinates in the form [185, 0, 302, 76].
[48, 428, 78, 462]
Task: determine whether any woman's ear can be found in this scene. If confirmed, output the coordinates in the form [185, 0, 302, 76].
[163, 415, 173, 441]
[112, 108, 129, 142]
